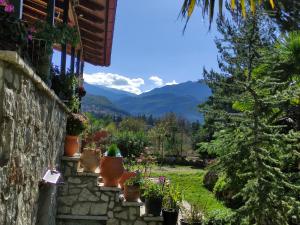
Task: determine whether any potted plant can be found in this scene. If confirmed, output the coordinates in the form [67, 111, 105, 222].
[65, 113, 87, 156]
[162, 184, 182, 225]
[180, 204, 205, 225]
[119, 157, 137, 189]
[80, 142, 101, 173]
[100, 144, 124, 187]
[124, 172, 144, 202]
[143, 179, 164, 216]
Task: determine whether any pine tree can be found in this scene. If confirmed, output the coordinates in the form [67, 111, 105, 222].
[199, 7, 300, 225]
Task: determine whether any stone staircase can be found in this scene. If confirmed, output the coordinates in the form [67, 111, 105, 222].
[56, 154, 163, 225]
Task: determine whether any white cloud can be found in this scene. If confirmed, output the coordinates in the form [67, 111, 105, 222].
[149, 76, 164, 87]
[83, 72, 144, 95]
[165, 80, 178, 85]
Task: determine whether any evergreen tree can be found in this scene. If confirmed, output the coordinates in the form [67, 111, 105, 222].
[199, 7, 300, 225]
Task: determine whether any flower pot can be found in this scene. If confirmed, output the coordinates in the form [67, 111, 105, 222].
[119, 171, 136, 189]
[80, 149, 100, 172]
[100, 156, 124, 187]
[180, 219, 203, 225]
[124, 185, 140, 202]
[64, 135, 79, 156]
[145, 198, 163, 216]
[162, 209, 179, 225]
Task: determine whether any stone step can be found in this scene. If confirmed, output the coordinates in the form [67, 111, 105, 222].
[56, 214, 107, 225]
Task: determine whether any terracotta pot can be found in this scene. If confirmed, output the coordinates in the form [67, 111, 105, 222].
[64, 135, 79, 156]
[124, 185, 140, 202]
[80, 149, 100, 172]
[119, 171, 136, 189]
[100, 156, 124, 187]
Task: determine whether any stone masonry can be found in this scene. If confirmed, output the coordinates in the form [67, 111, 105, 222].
[0, 51, 68, 225]
[57, 155, 164, 225]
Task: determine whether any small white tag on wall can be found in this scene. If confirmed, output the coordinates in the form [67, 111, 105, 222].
[42, 170, 61, 184]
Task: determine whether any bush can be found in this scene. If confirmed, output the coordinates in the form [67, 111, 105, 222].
[113, 131, 149, 157]
[66, 113, 87, 136]
[203, 170, 219, 191]
[205, 210, 234, 225]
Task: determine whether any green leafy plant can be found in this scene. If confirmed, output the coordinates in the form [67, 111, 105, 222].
[125, 172, 144, 187]
[181, 203, 205, 224]
[163, 183, 182, 211]
[106, 144, 121, 157]
[66, 113, 87, 136]
[142, 179, 164, 200]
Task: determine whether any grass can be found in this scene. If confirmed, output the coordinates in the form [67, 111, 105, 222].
[150, 165, 231, 217]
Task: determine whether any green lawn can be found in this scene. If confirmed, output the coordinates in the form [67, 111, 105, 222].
[150, 165, 231, 217]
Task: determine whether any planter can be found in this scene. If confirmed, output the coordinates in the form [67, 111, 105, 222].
[100, 156, 124, 187]
[80, 149, 100, 172]
[145, 198, 163, 216]
[180, 219, 203, 225]
[119, 171, 136, 189]
[64, 135, 79, 156]
[162, 209, 179, 225]
[124, 185, 140, 202]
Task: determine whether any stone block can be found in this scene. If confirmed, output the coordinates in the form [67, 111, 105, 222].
[58, 196, 77, 206]
[100, 193, 110, 202]
[90, 202, 108, 215]
[116, 211, 128, 220]
[134, 221, 147, 225]
[78, 188, 99, 202]
[71, 202, 91, 215]
[68, 177, 81, 184]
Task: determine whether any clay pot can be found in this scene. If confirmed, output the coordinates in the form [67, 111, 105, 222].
[124, 185, 140, 202]
[80, 149, 100, 172]
[119, 171, 136, 189]
[100, 156, 124, 187]
[64, 135, 79, 156]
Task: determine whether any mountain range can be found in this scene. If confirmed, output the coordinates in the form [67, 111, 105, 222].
[82, 81, 211, 122]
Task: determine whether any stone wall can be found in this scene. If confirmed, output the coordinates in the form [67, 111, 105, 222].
[0, 51, 68, 225]
[57, 156, 164, 225]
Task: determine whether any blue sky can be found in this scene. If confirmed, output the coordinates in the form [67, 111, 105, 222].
[53, 0, 219, 94]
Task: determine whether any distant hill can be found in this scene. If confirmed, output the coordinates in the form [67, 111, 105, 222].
[116, 81, 211, 122]
[81, 94, 129, 118]
[82, 81, 211, 122]
[83, 82, 136, 102]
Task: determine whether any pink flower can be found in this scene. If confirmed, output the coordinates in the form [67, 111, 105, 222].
[4, 3, 14, 13]
[29, 27, 36, 33]
[0, 0, 6, 5]
[158, 176, 165, 184]
[28, 34, 32, 41]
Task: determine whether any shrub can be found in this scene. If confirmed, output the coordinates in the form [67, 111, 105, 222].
[203, 170, 219, 191]
[142, 180, 164, 200]
[66, 113, 87, 136]
[113, 131, 148, 157]
[205, 210, 234, 225]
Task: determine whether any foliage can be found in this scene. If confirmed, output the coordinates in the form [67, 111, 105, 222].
[67, 96, 80, 113]
[119, 117, 146, 132]
[205, 210, 234, 225]
[142, 179, 164, 200]
[66, 113, 87, 136]
[106, 144, 121, 157]
[125, 172, 144, 186]
[162, 183, 182, 211]
[151, 167, 231, 216]
[0, 1, 28, 52]
[181, 203, 205, 224]
[197, 6, 300, 225]
[113, 131, 148, 157]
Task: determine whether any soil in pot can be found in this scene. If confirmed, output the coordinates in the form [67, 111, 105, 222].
[124, 185, 140, 202]
[80, 149, 100, 172]
[145, 198, 163, 216]
[100, 156, 124, 187]
[119, 171, 136, 189]
[162, 209, 179, 225]
[180, 219, 203, 225]
[64, 135, 79, 156]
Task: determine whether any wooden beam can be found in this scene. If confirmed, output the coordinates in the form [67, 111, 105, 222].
[78, 16, 104, 31]
[70, 46, 75, 74]
[81, 38, 104, 49]
[11, 0, 23, 19]
[76, 5, 105, 23]
[47, 0, 56, 25]
[76, 49, 81, 75]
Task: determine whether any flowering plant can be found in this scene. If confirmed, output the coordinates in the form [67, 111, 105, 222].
[66, 113, 88, 136]
[0, 1, 28, 52]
